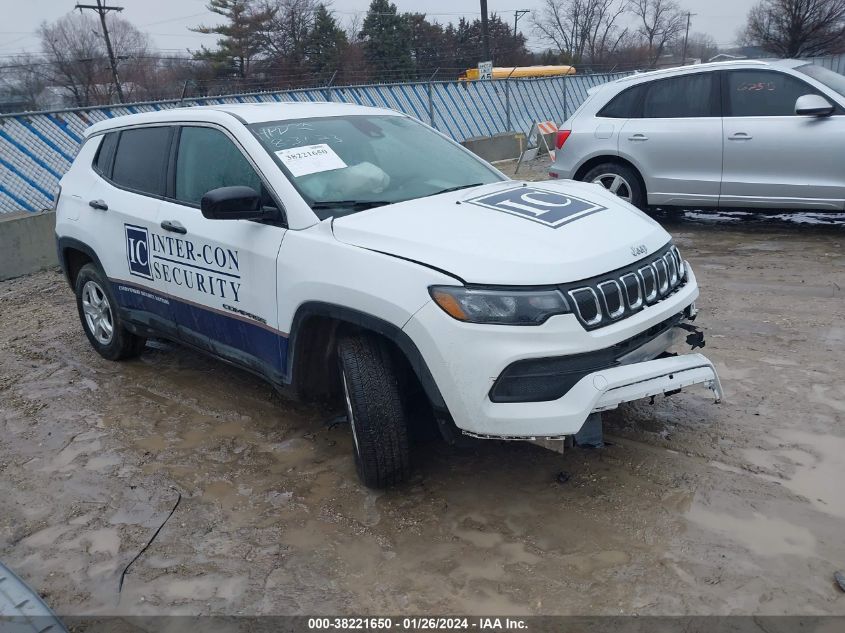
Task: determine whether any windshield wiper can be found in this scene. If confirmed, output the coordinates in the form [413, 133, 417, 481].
[310, 200, 392, 212]
[424, 183, 485, 197]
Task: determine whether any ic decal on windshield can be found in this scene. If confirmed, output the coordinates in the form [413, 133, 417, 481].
[466, 186, 607, 228]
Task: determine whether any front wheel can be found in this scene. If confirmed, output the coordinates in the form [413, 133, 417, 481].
[582, 163, 645, 209]
[75, 263, 146, 361]
[337, 333, 411, 488]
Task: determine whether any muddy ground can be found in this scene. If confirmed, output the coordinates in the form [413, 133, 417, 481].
[1, 160, 844, 618]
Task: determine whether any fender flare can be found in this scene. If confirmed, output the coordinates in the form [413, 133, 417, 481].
[55, 236, 106, 288]
[287, 301, 449, 416]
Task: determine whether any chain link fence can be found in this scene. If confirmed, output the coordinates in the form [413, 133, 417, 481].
[0, 73, 627, 214]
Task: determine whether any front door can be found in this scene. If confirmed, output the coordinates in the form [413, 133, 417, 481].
[618, 72, 722, 207]
[720, 69, 845, 209]
[156, 125, 287, 380]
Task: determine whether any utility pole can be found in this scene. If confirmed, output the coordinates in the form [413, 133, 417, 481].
[76, 0, 124, 103]
[480, 0, 491, 63]
[680, 12, 695, 66]
[513, 9, 530, 38]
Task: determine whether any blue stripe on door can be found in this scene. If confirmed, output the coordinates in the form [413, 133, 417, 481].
[111, 279, 289, 377]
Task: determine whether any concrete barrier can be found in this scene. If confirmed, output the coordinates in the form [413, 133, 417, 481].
[461, 132, 526, 163]
[0, 211, 58, 281]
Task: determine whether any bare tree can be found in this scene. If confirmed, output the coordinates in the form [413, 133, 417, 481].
[0, 54, 50, 109]
[532, 0, 628, 64]
[262, 0, 320, 63]
[38, 12, 150, 107]
[741, 0, 845, 57]
[670, 31, 719, 62]
[630, 0, 686, 67]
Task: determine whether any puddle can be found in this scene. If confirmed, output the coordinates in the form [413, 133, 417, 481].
[760, 430, 845, 519]
[686, 503, 816, 557]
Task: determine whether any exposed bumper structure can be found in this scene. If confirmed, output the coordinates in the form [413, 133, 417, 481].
[591, 353, 722, 412]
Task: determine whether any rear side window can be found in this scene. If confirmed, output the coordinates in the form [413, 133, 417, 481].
[174, 126, 263, 205]
[642, 74, 713, 118]
[93, 132, 118, 176]
[727, 70, 821, 116]
[598, 85, 644, 118]
[111, 126, 172, 196]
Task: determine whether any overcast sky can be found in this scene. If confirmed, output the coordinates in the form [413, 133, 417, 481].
[0, 0, 757, 60]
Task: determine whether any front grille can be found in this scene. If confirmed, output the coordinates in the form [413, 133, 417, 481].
[562, 243, 686, 330]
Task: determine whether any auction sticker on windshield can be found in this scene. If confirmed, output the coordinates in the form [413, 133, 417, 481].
[275, 143, 347, 177]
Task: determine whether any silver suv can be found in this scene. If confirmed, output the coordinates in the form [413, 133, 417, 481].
[550, 59, 845, 211]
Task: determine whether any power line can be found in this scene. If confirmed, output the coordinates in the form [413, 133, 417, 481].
[76, 0, 125, 103]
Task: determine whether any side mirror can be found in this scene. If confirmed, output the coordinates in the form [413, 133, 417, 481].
[795, 94, 835, 117]
[200, 186, 276, 220]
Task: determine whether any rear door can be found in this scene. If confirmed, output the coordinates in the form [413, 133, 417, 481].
[618, 72, 722, 207]
[720, 69, 845, 209]
[85, 125, 176, 331]
[156, 124, 287, 380]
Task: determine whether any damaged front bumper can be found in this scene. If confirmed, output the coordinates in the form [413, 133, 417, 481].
[463, 320, 722, 440]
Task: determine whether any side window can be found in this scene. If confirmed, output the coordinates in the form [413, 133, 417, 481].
[111, 127, 172, 196]
[175, 126, 263, 205]
[93, 132, 118, 176]
[642, 74, 713, 118]
[727, 70, 819, 116]
[598, 85, 644, 118]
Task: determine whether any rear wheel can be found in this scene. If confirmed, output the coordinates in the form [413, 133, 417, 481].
[337, 333, 411, 488]
[582, 163, 645, 209]
[75, 263, 146, 361]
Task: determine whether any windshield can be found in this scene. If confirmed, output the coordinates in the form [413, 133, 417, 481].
[250, 115, 504, 218]
[796, 63, 845, 99]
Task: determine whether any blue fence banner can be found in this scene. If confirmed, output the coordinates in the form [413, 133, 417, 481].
[0, 74, 627, 214]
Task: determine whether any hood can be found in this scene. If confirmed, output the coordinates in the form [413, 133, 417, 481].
[331, 180, 671, 285]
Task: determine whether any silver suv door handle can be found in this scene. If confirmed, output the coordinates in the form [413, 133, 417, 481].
[160, 220, 187, 235]
[728, 132, 752, 140]
[88, 199, 108, 211]
[628, 134, 648, 141]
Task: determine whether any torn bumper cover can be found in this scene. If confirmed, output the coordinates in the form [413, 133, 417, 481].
[466, 353, 722, 440]
[591, 353, 722, 412]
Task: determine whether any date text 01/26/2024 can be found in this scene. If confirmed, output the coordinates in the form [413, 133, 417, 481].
[307, 617, 528, 630]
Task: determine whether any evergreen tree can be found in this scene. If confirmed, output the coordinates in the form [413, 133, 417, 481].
[191, 0, 275, 78]
[358, 0, 414, 80]
[305, 5, 348, 78]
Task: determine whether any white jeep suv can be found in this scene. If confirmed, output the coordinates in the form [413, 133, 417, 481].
[55, 103, 722, 487]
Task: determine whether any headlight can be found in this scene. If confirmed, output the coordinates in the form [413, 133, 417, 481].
[429, 286, 571, 325]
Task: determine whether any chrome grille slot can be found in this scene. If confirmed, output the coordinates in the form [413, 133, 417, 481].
[620, 273, 642, 309]
[568, 288, 602, 326]
[653, 259, 669, 294]
[558, 243, 688, 330]
[597, 280, 625, 319]
[664, 252, 678, 285]
[639, 266, 658, 302]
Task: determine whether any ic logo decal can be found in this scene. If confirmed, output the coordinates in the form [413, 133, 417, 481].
[125, 224, 152, 280]
[466, 186, 607, 228]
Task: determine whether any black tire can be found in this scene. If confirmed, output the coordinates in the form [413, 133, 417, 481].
[75, 263, 146, 361]
[581, 162, 646, 210]
[337, 332, 411, 488]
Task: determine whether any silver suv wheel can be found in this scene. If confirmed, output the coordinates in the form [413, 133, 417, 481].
[592, 173, 633, 203]
[81, 280, 114, 345]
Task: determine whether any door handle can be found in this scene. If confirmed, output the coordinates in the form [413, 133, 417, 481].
[628, 133, 649, 141]
[728, 132, 752, 140]
[160, 220, 187, 235]
[88, 199, 108, 211]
